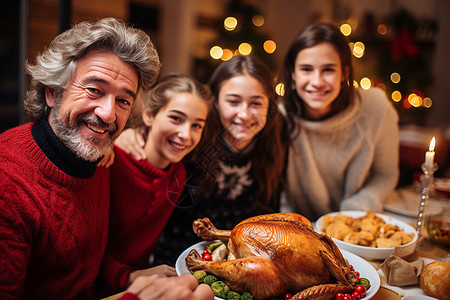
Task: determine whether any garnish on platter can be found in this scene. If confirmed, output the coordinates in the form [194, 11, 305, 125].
[184, 213, 376, 299]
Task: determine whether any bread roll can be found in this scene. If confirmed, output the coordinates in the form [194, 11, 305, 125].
[419, 261, 450, 300]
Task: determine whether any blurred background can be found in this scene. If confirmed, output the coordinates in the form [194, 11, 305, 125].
[1, 0, 449, 181]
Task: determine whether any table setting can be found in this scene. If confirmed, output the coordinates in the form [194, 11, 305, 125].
[105, 137, 449, 300]
[171, 136, 449, 300]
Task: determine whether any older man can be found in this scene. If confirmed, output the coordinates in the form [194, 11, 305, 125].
[0, 18, 212, 300]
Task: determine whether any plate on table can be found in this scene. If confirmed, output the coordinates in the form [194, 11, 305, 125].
[384, 188, 444, 217]
[315, 211, 418, 260]
[176, 240, 380, 299]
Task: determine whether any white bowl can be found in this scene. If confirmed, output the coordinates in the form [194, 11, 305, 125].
[314, 211, 418, 260]
[176, 241, 380, 299]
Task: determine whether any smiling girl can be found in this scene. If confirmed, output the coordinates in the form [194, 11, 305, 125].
[280, 23, 400, 221]
[114, 55, 290, 267]
[98, 74, 212, 295]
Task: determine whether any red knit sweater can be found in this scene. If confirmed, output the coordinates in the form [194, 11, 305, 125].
[100, 146, 186, 293]
[0, 123, 110, 299]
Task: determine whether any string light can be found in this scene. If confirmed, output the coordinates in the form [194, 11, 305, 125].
[263, 40, 276, 54]
[224, 17, 237, 31]
[238, 43, 252, 55]
[340, 24, 352, 36]
[210, 46, 223, 59]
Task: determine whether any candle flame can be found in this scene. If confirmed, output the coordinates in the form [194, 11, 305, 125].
[429, 137, 435, 151]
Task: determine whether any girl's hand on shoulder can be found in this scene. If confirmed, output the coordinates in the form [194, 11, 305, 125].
[116, 128, 147, 161]
[97, 146, 115, 168]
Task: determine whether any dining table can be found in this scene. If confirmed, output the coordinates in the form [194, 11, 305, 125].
[364, 183, 449, 300]
[103, 184, 449, 300]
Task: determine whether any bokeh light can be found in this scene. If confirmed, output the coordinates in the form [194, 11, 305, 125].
[210, 46, 223, 59]
[390, 72, 401, 84]
[360, 77, 372, 90]
[423, 97, 432, 108]
[377, 24, 388, 35]
[224, 17, 237, 31]
[252, 15, 264, 27]
[391, 90, 402, 102]
[340, 24, 352, 36]
[263, 40, 276, 54]
[275, 83, 285, 96]
[353, 41, 365, 58]
[221, 49, 233, 61]
[238, 42, 252, 55]
[408, 93, 422, 107]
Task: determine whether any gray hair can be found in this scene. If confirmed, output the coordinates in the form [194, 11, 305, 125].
[24, 17, 161, 122]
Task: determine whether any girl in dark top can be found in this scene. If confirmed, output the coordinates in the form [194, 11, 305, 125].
[114, 55, 290, 266]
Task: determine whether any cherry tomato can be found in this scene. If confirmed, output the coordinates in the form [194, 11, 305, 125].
[355, 285, 367, 297]
[348, 265, 354, 271]
[284, 292, 293, 299]
[336, 292, 344, 300]
[201, 252, 212, 261]
[352, 291, 361, 299]
[343, 294, 352, 300]
[355, 271, 360, 279]
[202, 250, 209, 254]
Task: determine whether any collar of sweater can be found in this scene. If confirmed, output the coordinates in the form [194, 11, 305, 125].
[31, 118, 99, 178]
[300, 90, 362, 132]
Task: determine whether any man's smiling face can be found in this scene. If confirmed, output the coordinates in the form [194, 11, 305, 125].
[46, 49, 139, 161]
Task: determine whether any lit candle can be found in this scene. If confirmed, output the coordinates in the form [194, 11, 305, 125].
[424, 137, 435, 167]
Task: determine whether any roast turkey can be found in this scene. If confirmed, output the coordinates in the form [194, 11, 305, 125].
[185, 213, 360, 299]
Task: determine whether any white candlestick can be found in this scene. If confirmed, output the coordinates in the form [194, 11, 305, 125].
[424, 137, 435, 168]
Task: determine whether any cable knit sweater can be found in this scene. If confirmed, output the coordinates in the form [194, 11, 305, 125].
[282, 88, 399, 221]
[100, 146, 186, 294]
[0, 121, 110, 300]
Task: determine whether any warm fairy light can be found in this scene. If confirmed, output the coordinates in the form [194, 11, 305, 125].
[224, 17, 237, 31]
[353, 80, 359, 88]
[263, 40, 276, 54]
[210, 46, 223, 59]
[238, 42, 252, 55]
[221, 49, 234, 61]
[353, 41, 365, 58]
[390, 72, 401, 84]
[360, 77, 371, 90]
[377, 24, 388, 35]
[340, 24, 352, 36]
[423, 97, 432, 108]
[275, 83, 285, 96]
[408, 93, 422, 108]
[391, 90, 402, 102]
[252, 15, 264, 27]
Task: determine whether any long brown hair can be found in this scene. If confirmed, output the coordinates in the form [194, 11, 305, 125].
[196, 55, 289, 211]
[281, 23, 354, 136]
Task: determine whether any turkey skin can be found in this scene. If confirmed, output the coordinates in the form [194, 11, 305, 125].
[186, 213, 359, 299]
